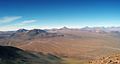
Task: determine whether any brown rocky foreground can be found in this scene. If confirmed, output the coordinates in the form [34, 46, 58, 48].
[89, 54, 120, 64]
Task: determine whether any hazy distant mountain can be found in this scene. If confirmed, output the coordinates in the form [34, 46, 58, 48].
[59, 26, 70, 30]
[1, 27, 120, 40]
[16, 29, 28, 32]
[0, 29, 64, 46]
[27, 29, 47, 36]
[80, 27, 120, 33]
[0, 31, 15, 39]
[10, 29, 63, 38]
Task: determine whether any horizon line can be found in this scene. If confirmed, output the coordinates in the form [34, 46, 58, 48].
[1, 26, 120, 31]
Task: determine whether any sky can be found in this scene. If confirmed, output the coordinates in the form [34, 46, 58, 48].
[0, 0, 120, 31]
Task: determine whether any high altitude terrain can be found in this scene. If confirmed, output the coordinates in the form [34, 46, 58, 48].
[0, 27, 120, 64]
[0, 46, 62, 64]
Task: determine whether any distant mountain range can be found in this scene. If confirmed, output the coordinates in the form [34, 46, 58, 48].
[46, 26, 120, 34]
[0, 29, 64, 40]
[80, 26, 120, 33]
[0, 27, 120, 40]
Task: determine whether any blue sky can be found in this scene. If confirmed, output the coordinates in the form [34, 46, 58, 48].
[0, 0, 120, 31]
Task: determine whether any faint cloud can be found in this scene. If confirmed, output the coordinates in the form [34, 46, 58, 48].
[21, 20, 37, 24]
[0, 16, 22, 23]
[0, 17, 38, 31]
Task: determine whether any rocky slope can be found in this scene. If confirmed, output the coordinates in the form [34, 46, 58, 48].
[89, 54, 120, 64]
[0, 46, 62, 64]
